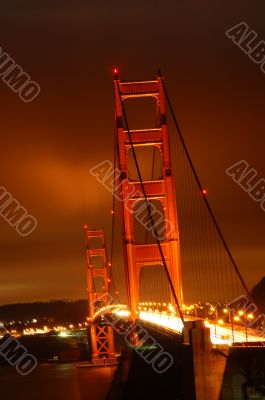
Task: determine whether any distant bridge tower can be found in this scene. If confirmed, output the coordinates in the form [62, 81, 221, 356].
[84, 227, 115, 364]
[113, 72, 183, 319]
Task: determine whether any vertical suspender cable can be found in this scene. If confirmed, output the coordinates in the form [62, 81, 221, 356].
[158, 69, 251, 299]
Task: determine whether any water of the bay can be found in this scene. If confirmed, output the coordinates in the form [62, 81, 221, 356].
[0, 363, 116, 400]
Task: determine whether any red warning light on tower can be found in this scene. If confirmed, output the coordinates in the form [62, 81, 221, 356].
[113, 67, 119, 78]
[202, 188, 208, 196]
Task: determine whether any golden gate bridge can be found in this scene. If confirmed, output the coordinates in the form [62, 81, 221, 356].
[84, 70, 264, 366]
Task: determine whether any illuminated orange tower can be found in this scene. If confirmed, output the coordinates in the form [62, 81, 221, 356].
[113, 72, 183, 319]
[84, 227, 115, 363]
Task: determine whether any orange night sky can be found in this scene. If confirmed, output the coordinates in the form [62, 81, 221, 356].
[0, 1, 264, 304]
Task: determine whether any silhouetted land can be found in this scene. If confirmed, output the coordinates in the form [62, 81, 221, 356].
[0, 299, 87, 324]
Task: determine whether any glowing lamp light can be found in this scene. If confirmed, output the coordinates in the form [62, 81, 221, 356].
[110, 210, 114, 215]
[234, 316, 240, 322]
[115, 310, 130, 317]
[113, 67, 119, 75]
[202, 188, 208, 196]
[238, 310, 244, 316]
[247, 313, 254, 320]
[83, 224, 88, 230]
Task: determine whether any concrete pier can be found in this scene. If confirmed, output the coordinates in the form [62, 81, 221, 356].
[185, 321, 228, 400]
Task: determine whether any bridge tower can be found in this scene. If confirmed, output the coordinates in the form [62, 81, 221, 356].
[113, 72, 183, 319]
[84, 227, 115, 364]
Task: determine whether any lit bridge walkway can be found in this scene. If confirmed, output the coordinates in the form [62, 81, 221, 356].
[139, 311, 264, 346]
[94, 303, 265, 347]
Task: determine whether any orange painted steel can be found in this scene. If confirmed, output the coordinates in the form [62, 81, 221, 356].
[85, 227, 115, 360]
[113, 74, 183, 319]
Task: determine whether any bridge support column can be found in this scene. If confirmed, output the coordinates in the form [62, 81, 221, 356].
[184, 321, 227, 400]
[84, 227, 116, 365]
[113, 73, 183, 320]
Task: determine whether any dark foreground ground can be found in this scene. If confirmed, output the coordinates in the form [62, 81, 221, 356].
[0, 363, 116, 400]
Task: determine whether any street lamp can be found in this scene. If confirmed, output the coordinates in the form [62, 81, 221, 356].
[245, 313, 254, 342]
[210, 305, 219, 322]
[232, 311, 254, 342]
[223, 308, 229, 324]
[224, 309, 235, 343]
